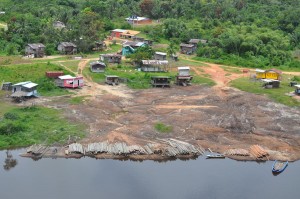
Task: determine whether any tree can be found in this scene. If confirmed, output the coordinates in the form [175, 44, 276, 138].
[140, 0, 154, 17]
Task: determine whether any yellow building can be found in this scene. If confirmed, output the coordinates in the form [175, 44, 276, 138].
[255, 69, 282, 80]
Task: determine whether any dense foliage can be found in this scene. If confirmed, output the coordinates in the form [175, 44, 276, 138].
[0, 0, 300, 67]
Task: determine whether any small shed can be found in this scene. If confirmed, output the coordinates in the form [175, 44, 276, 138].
[12, 81, 38, 97]
[133, 37, 153, 46]
[189, 39, 201, 48]
[154, 52, 167, 60]
[180, 43, 195, 55]
[1, 82, 12, 91]
[46, 71, 64, 78]
[53, 21, 66, 29]
[94, 41, 106, 51]
[105, 75, 119, 86]
[151, 76, 171, 88]
[25, 43, 45, 58]
[295, 85, 300, 95]
[56, 75, 84, 88]
[57, 42, 77, 54]
[90, 61, 106, 73]
[176, 67, 193, 86]
[111, 29, 126, 38]
[125, 16, 152, 25]
[261, 79, 280, 89]
[120, 30, 140, 39]
[141, 60, 168, 72]
[100, 54, 122, 64]
[122, 41, 147, 56]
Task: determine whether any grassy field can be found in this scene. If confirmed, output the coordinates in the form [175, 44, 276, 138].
[84, 64, 215, 89]
[230, 76, 300, 107]
[0, 105, 86, 149]
[56, 60, 80, 73]
[0, 62, 72, 96]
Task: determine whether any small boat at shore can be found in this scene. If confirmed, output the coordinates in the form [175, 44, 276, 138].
[206, 154, 225, 159]
[272, 160, 288, 173]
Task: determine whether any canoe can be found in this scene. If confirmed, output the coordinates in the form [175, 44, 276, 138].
[206, 154, 225, 159]
[272, 160, 288, 173]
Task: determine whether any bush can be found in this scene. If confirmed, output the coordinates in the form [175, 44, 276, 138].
[3, 112, 19, 120]
[154, 122, 173, 133]
[0, 122, 27, 135]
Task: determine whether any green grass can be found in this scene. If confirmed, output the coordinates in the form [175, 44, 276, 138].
[69, 96, 88, 104]
[220, 65, 242, 74]
[154, 122, 173, 133]
[230, 76, 300, 107]
[0, 105, 86, 149]
[0, 62, 71, 96]
[84, 64, 215, 89]
[57, 60, 80, 73]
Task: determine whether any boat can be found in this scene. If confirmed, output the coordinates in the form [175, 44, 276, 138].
[206, 154, 225, 159]
[272, 160, 288, 173]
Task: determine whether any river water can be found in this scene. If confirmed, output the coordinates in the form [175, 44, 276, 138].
[0, 149, 299, 199]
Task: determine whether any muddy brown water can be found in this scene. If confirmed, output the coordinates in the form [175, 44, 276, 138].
[0, 149, 299, 199]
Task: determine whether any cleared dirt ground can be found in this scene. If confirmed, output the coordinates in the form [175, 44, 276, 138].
[23, 60, 299, 161]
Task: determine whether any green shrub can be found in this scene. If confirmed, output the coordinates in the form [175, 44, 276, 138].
[154, 122, 173, 133]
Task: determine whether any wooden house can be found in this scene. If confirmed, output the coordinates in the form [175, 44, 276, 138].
[100, 54, 122, 64]
[46, 71, 64, 78]
[120, 30, 140, 39]
[151, 76, 171, 88]
[133, 37, 153, 46]
[57, 42, 77, 54]
[141, 60, 168, 72]
[180, 43, 195, 55]
[255, 69, 282, 80]
[111, 29, 127, 38]
[122, 41, 147, 56]
[189, 39, 201, 48]
[90, 61, 106, 73]
[55, 75, 84, 88]
[53, 21, 66, 29]
[1, 82, 12, 91]
[154, 52, 167, 60]
[94, 41, 106, 51]
[105, 75, 119, 86]
[261, 79, 280, 89]
[11, 81, 38, 97]
[294, 85, 300, 95]
[125, 16, 152, 25]
[175, 67, 193, 86]
[25, 43, 45, 58]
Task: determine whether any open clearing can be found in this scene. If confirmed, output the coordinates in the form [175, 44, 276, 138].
[15, 59, 300, 161]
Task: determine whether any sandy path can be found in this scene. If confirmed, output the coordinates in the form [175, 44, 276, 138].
[75, 59, 132, 99]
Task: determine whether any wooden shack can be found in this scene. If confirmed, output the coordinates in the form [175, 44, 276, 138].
[175, 67, 193, 86]
[122, 41, 147, 56]
[133, 37, 153, 45]
[125, 16, 152, 25]
[57, 42, 77, 54]
[261, 79, 280, 89]
[25, 43, 45, 58]
[46, 71, 64, 78]
[111, 29, 126, 38]
[180, 43, 195, 55]
[151, 76, 171, 88]
[100, 54, 122, 64]
[141, 60, 168, 72]
[90, 61, 106, 73]
[1, 82, 12, 91]
[255, 69, 282, 80]
[189, 39, 201, 48]
[105, 75, 119, 86]
[11, 81, 38, 97]
[154, 52, 167, 60]
[295, 85, 300, 95]
[56, 75, 84, 88]
[94, 41, 106, 51]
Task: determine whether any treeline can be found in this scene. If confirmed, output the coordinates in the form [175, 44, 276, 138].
[0, 0, 299, 68]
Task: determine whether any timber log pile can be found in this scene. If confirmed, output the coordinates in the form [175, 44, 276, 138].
[27, 144, 48, 155]
[225, 149, 250, 156]
[68, 143, 84, 154]
[162, 139, 204, 157]
[249, 145, 269, 159]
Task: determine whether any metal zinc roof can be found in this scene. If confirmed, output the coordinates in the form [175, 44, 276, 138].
[261, 79, 279, 83]
[112, 29, 126, 32]
[178, 67, 190, 70]
[58, 75, 75, 79]
[22, 82, 38, 88]
[255, 69, 266, 73]
[294, 85, 300, 88]
[155, 52, 167, 56]
[13, 81, 32, 86]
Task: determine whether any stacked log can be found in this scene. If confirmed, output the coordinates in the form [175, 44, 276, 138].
[27, 144, 48, 155]
[87, 141, 109, 154]
[249, 145, 268, 159]
[162, 139, 204, 157]
[225, 149, 249, 156]
[68, 143, 84, 154]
